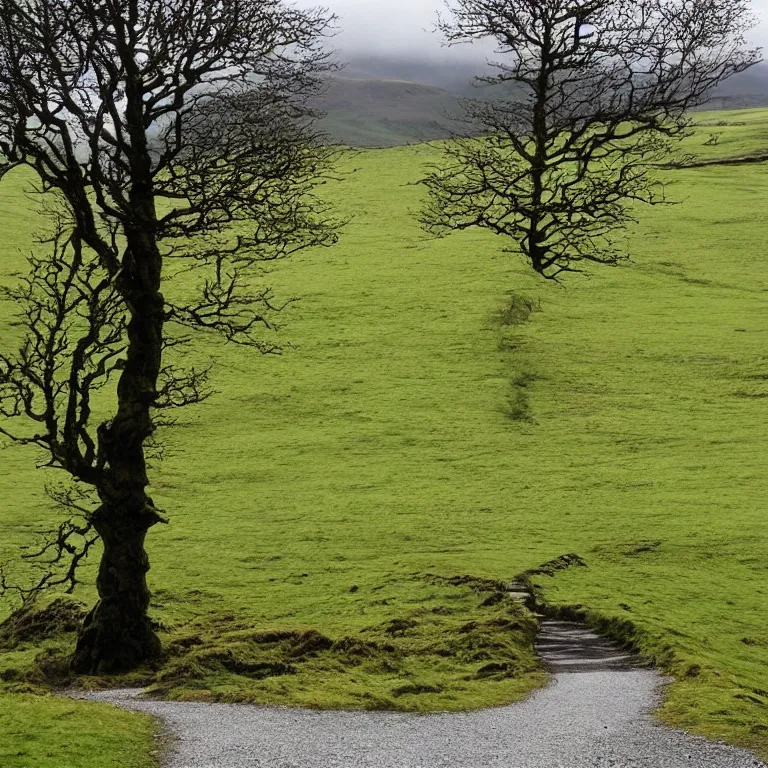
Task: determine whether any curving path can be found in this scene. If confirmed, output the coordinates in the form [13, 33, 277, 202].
[82, 619, 766, 768]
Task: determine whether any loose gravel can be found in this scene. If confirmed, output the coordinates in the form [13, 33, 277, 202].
[81, 620, 766, 768]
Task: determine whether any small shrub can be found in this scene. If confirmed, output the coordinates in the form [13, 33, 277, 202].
[505, 386, 532, 422]
[498, 293, 540, 327]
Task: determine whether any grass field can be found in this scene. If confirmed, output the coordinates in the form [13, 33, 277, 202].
[1, 108, 767, 766]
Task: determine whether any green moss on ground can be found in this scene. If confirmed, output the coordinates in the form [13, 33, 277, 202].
[0, 579, 545, 712]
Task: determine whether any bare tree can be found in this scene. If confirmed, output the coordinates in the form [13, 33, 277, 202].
[424, 0, 761, 278]
[0, 0, 338, 673]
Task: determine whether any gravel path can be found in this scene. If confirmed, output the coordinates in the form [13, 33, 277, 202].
[83, 620, 766, 768]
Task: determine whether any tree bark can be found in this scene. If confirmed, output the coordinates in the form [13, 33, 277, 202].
[71, 214, 165, 672]
[70, 503, 162, 674]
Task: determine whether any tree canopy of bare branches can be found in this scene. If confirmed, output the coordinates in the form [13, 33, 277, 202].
[424, 0, 761, 278]
[0, 0, 338, 673]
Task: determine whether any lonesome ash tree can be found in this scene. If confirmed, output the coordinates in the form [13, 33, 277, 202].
[0, 0, 338, 673]
[423, 0, 761, 278]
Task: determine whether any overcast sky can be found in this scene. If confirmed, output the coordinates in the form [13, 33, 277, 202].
[300, 0, 768, 59]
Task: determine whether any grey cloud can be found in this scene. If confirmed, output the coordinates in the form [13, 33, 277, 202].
[297, 0, 768, 55]
[752, 0, 768, 47]
[299, 0, 483, 59]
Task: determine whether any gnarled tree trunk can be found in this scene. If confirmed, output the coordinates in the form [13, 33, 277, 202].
[70, 503, 162, 674]
[72, 210, 165, 673]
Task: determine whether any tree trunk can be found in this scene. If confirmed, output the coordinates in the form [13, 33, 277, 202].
[70, 63, 166, 673]
[70, 280, 164, 673]
[71, 504, 162, 674]
[70, 234, 165, 673]
[70, 251, 165, 673]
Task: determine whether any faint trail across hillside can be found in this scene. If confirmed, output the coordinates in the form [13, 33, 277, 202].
[82, 619, 766, 768]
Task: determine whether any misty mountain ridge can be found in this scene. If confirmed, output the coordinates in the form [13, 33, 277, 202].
[317, 55, 768, 147]
[317, 76, 467, 148]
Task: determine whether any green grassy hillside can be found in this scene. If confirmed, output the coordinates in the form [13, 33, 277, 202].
[1, 109, 767, 765]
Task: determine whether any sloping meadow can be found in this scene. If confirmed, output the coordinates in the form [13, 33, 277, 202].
[0, 109, 767, 764]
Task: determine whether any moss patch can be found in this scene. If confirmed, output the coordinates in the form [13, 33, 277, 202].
[1, 573, 546, 714]
[0, 599, 87, 649]
[139, 573, 544, 710]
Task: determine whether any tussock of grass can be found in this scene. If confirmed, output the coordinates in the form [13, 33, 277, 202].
[0, 599, 87, 649]
[122, 575, 542, 710]
[505, 385, 534, 422]
[497, 293, 541, 328]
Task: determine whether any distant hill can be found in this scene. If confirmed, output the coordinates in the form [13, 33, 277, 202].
[341, 55, 768, 105]
[336, 54, 488, 95]
[318, 57, 768, 147]
[317, 77, 467, 148]
[706, 63, 768, 110]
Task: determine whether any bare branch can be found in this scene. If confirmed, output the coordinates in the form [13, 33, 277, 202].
[0, 211, 127, 480]
[0, 481, 98, 605]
